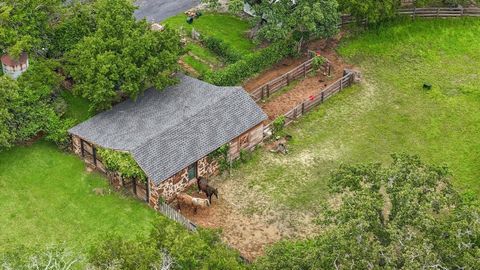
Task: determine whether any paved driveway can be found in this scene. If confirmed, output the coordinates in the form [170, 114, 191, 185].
[135, 0, 201, 22]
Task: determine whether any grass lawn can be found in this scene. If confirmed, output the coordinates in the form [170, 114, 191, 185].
[223, 18, 480, 213]
[0, 141, 158, 253]
[61, 91, 92, 123]
[164, 12, 255, 54]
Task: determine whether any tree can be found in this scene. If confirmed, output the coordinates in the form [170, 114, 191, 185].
[338, 0, 400, 24]
[251, 0, 340, 46]
[255, 154, 480, 269]
[0, 0, 62, 57]
[66, 0, 182, 112]
[0, 76, 19, 148]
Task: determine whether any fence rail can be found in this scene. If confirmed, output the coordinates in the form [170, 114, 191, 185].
[157, 201, 198, 231]
[264, 71, 354, 135]
[398, 7, 480, 17]
[249, 58, 331, 102]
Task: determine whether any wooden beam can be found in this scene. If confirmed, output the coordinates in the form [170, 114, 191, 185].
[80, 139, 85, 158]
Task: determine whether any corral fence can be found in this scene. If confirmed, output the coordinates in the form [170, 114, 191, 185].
[157, 201, 198, 231]
[249, 58, 331, 102]
[398, 7, 480, 18]
[264, 71, 355, 136]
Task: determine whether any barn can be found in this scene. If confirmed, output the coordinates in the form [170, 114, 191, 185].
[68, 75, 267, 209]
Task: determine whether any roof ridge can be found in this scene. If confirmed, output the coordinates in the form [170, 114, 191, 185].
[132, 86, 243, 152]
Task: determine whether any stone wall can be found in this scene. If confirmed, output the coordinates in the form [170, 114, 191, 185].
[148, 156, 220, 208]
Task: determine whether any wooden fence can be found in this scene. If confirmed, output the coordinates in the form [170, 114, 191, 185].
[249, 58, 331, 102]
[398, 7, 480, 18]
[157, 201, 198, 231]
[264, 71, 354, 135]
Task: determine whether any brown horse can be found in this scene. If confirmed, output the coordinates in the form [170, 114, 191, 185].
[197, 177, 219, 204]
[176, 193, 210, 214]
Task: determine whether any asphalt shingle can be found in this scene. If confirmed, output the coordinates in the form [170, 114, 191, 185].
[69, 75, 267, 184]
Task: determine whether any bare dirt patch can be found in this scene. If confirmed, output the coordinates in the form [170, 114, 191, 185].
[246, 34, 353, 121]
[243, 56, 309, 92]
[179, 180, 321, 261]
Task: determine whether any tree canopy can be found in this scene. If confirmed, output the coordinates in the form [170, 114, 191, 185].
[66, 0, 182, 111]
[338, 0, 400, 24]
[251, 0, 340, 44]
[255, 154, 480, 269]
[0, 0, 62, 57]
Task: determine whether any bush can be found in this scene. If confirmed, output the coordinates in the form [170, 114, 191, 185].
[204, 40, 296, 86]
[97, 148, 147, 182]
[1, 245, 84, 270]
[88, 235, 163, 270]
[272, 115, 286, 135]
[201, 36, 242, 63]
[151, 217, 246, 270]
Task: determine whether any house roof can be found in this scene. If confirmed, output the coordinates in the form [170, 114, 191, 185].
[69, 75, 267, 184]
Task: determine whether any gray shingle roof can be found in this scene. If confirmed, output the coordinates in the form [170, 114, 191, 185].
[69, 75, 267, 184]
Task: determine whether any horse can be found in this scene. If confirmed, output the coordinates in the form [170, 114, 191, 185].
[176, 193, 210, 214]
[197, 177, 219, 204]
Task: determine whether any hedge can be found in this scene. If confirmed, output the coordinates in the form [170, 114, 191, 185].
[203, 40, 296, 86]
[201, 36, 242, 64]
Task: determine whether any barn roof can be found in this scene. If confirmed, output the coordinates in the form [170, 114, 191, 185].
[69, 75, 267, 184]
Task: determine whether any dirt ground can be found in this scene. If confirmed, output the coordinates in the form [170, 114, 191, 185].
[245, 34, 352, 121]
[178, 178, 321, 261]
[179, 34, 351, 261]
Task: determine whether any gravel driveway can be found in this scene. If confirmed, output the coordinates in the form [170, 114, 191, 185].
[135, 0, 201, 22]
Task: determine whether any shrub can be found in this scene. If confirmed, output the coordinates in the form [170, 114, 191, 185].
[204, 40, 296, 86]
[97, 148, 147, 182]
[209, 144, 231, 171]
[201, 36, 242, 63]
[272, 115, 286, 135]
[88, 235, 163, 270]
[151, 217, 246, 270]
[311, 55, 326, 72]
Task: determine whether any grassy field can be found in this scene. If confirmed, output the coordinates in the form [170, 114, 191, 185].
[0, 141, 158, 252]
[221, 18, 480, 215]
[164, 12, 255, 54]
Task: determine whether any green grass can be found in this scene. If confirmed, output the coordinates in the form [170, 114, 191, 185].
[0, 141, 158, 253]
[225, 18, 480, 212]
[164, 12, 255, 53]
[186, 43, 222, 67]
[61, 91, 91, 122]
[182, 54, 211, 75]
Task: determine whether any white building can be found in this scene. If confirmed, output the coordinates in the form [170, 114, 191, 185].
[1, 53, 29, 79]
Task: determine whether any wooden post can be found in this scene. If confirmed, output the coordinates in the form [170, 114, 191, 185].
[92, 146, 97, 166]
[80, 139, 85, 158]
[261, 86, 264, 100]
[437, 8, 440, 18]
[286, 74, 290, 85]
[303, 62, 307, 78]
[133, 177, 137, 196]
[146, 178, 150, 203]
[413, 7, 416, 19]
[340, 78, 343, 91]
[328, 64, 332, 77]
[266, 84, 270, 98]
[461, 7, 465, 17]
[121, 175, 125, 186]
[301, 102, 305, 115]
[321, 92, 325, 103]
